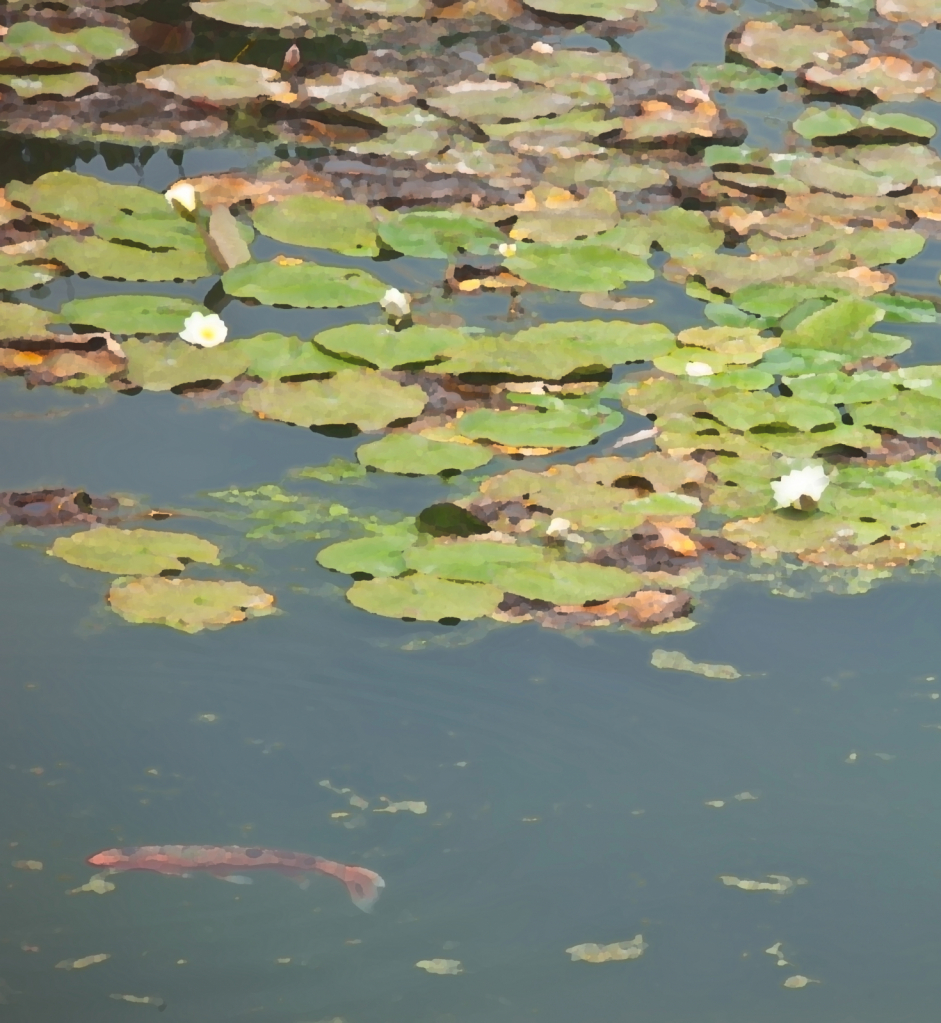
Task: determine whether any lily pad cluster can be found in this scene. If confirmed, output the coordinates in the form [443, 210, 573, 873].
[2, 0, 941, 631]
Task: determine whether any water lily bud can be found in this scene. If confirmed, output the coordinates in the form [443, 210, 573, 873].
[685, 361, 714, 377]
[546, 517, 571, 536]
[282, 43, 301, 73]
[180, 311, 228, 348]
[165, 180, 197, 212]
[532, 41, 554, 54]
[498, 242, 516, 258]
[380, 287, 411, 318]
[771, 465, 829, 508]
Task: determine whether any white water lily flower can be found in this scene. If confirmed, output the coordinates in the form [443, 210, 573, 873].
[771, 465, 829, 508]
[165, 180, 197, 212]
[380, 287, 411, 318]
[685, 361, 714, 377]
[180, 311, 228, 348]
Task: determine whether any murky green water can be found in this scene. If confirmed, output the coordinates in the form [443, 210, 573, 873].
[4, 0, 941, 1019]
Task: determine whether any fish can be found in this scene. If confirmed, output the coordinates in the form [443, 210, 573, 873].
[86, 845, 385, 912]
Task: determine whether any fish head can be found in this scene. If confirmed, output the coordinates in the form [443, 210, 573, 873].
[87, 848, 128, 868]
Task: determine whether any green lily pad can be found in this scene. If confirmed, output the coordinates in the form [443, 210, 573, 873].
[480, 49, 635, 84]
[425, 82, 575, 123]
[356, 433, 493, 475]
[49, 527, 220, 575]
[222, 260, 387, 307]
[137, 61, 291, 104]
[440, 320, 674, 378]
[523, 0, 657, 15]
[59, 295, 207, 336]
[0, 256, 54, 290]
[47, 235, 214, 282]
[251, 196, 378, 257]
[793, 106, 936, 140]
[317, 533, 417, 577]
[496, 560, 644, 605]
[122, 338, 248, 391]
[240, 370, 427, 432]
[505, 240, 653, 291]
[0, 72, 98, 98]
[405, 540, 547, 582]
[376, 211, 506, 259]
[0, 301, 55, 340]
[781, 298, 908, 357]
[314, 323, 467, 369]
[347, 575, 503, 621]
[190, 0, 330, 29]
[0, 21, 135, 67]
[454, 401, 622, 449]
[691, 63, 782, 92]
[853, 391, 941, 438]
[108, 577, 276, 633]
[784, 371, 898, 405]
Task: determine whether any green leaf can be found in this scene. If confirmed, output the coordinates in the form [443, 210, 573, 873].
[780, 298, 908, 357]
[59, 295, 207, 336]
[440, 320, 675, 378]
[792, 106, 860, 139]
[523, 0, 657, 15]
[0, 301, 54, 340]
[357, 434, 493, 475]
[190, 0, 330, 29]
[251, 195, 378, 257]
[784, 371, 898, 404]
[222, 260, 387, 307]
[496, 560, 645, 605]
[347, 575, 503, 621]
[317, 533, 417, 577]
[376, 210, 506, 259]
[240, 370, 427, 432]
[137, 60, 291, 104]
[425, 82, 575, 123]
[314, 323, 466, 369]
[108, 577, 276, 633]
[505, 241, 653, 291]
[0, 72, 98, 98]
[47, 235, 214, 281]
[853, 391, 941, 438]
[870, 294, 937, 324]
[49, 527, 219, 575]
[122, 338, 251, 391]
[455, 402, 623, 449]
[404, 540, 547, 582]
[480, 49, 635, 84]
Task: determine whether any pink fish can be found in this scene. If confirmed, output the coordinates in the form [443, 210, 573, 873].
[87, 845, 384, 912]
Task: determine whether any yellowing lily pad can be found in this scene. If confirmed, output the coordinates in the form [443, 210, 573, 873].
[0, 72, 98, 98]
[347, 575, 503, 621]
[0, 301, 55, 341]
[108, 577, 276, 632]
[138, 61, 292, 104]
[241, 371, 427, 432]
[357, 434, 493, 475]
[222, 260, 387, 307]
[190, 0, 331, 29]
[50, 527, 220, 575]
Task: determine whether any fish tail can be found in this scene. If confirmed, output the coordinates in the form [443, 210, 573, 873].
[316, 859, 385, 912]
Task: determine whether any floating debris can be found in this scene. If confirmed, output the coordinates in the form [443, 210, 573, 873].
[566, 936, 647, 962]
[733, 792, 758, 801]
[719, 874, 806, 894]
[56, 953, 110, 970]
[415, 959, 462, 975]
[704, 800, 725, 808]
[12, 860, 42, 871]
[764, 942, 789, 966]
[374, 798, 427, 815]
[651, 650, 741, 680]
[69, 872, 116, 895]
[783, 975, 818, 989]
[109, 993, 166, 1010]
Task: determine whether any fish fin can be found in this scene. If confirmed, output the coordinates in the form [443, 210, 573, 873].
[342, 867, 385, 913]
[219, 875, 253, 885]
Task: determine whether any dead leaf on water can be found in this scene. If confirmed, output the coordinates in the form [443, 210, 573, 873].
[764, 942, 789, 966]
[651, 649, 740, 679]
[734, 792, 758, 801]
[349, 795, 369, 810]
[415, 959, 462, 975]
[374, 798, 427, 814]
[566, 936, 647, 962]
[56, 953, 110, 970]
[109, 993, 165, 1009]
[704, 800, 725, 808]
[13, 860, 42, 870]
[719, 874, 806, 893]
[69, 872, 116, 895]
[783, 974, 818, 989]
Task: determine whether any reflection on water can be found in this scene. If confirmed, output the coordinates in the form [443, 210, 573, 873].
[5, 381, 941, 1022]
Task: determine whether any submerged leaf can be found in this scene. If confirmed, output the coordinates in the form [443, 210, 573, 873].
[651, 649, 740, 679]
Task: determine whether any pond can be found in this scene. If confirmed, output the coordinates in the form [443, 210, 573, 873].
[2, 0, 941, 1020]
